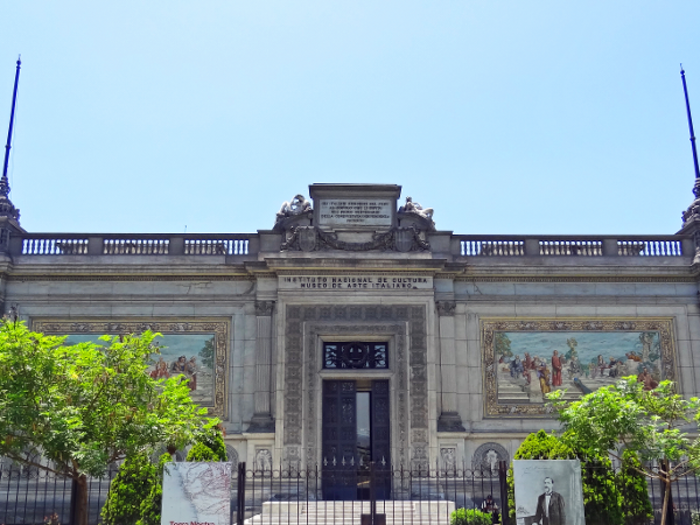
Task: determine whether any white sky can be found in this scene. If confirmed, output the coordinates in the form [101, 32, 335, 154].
[1, 2, 699, 235]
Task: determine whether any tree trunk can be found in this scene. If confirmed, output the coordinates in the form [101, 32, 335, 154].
[73, 474, 89, 525]
[660, 477, 671, 525]
[658, 463, 675, 525]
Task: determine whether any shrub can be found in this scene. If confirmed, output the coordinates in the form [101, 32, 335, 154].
[136, 453, 171, 525]
[618, 450, 653, 525]
[450, 508, 492, 525]
[102, 453, 157, 525]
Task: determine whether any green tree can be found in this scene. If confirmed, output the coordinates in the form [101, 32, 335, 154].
[0, 320, 214, 525]
[186, 425, 227, 461]
[549, 376, 700, 525]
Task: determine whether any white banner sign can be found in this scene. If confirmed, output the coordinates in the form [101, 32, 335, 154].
[161, 462, 231, 525]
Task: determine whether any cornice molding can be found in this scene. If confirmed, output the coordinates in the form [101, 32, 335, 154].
[4, 274, 254, 282]
[455, 275, 697, 283]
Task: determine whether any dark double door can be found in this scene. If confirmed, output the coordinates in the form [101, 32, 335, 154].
[322, 380, 391, 500]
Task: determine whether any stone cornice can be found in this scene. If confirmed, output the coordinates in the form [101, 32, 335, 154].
[4, 273, 254, 282]
[455, 275, 696, 283]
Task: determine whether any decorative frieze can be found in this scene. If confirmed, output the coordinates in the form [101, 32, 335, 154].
[280, 225, 430, 253]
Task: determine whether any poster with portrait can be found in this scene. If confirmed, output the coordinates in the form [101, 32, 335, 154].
[482, 318, 676, 417]
[32, 319, 228, 417]
[513, 460, 585, 525]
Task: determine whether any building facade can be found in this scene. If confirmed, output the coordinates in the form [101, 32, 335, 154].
[1, 182, 699, 482]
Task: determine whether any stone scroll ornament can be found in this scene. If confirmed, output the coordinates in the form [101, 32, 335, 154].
[281, 225, 430, 253]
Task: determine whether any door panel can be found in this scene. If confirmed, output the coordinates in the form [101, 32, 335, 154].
[371, 380, 391, 499]
[322, 379, 392, 500]
[322, 380, 357, 500]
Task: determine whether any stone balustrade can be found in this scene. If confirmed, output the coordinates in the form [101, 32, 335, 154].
[455, 235, 688, 258]
[15, 233, 255, 257]
[10, 232, 692, 261]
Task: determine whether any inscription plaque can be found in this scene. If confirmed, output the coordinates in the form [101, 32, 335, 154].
[318, 199, 392, 227]
[280, 274, 433, 290]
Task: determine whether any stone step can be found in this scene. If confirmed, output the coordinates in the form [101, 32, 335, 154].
[245, 500, 455, 525]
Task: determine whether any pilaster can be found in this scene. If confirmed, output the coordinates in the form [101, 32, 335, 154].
[436, 300, 466, 432]
[247, 300, 276, 433]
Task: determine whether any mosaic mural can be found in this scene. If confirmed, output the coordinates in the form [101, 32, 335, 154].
[32, 320, 228, 417]
[482, 318, 676, 417]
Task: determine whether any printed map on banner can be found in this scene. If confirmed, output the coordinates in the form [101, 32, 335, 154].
[161, 462, 231, 525]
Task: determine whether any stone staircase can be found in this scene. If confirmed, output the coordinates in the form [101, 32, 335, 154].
[244, 500, 456, 525]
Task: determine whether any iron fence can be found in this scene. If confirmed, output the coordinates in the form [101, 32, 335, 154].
[1, 460, 700, 525]
[0, 463, 118, 525]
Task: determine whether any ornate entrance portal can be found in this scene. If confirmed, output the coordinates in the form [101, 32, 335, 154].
[321, 379, 391, 500]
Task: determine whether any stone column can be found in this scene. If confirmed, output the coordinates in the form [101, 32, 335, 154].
[436, 301, 466, 432]
[247, 300, 275, 433]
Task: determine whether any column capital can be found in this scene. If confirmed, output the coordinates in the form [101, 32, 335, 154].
[436, 300, 456, 317]
[255, 300, 275, 316]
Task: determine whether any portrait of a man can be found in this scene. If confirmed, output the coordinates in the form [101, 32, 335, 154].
[513, 460, 584, 525]
[534, 477, 565, 525]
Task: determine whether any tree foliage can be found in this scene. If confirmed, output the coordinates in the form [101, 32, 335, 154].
[549, 376, 700, 525]
[186, 425, 227, 462]
[0, 320, 215, 525]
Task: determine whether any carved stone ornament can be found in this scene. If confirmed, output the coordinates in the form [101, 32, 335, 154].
[693, 231, 700, 266]
[682, 180, 700, 225]
[281, 225, 430, 253]
[254, 300, 275, 316]
[440, 447, 457, 470]
[398, 197, 433, 222]
[436, 301, 456, 317]
[275, 194, 312, 226]
[471, 442, 509, 475]
[255, 448, 273, 471]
